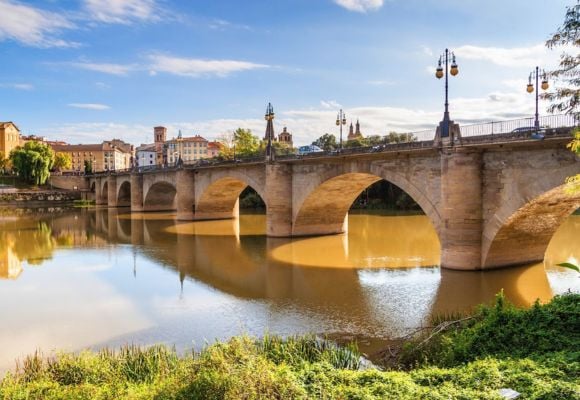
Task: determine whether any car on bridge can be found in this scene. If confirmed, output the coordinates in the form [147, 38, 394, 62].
[298, 145, 324, 155]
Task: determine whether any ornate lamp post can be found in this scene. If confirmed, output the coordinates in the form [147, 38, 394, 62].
[435, 49, 459, 138]
[335, 109, 347, 152]
[526, 67, 549, 131]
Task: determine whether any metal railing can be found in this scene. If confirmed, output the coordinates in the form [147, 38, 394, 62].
[81, 114, 576, 177]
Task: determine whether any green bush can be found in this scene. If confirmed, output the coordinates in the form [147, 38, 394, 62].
[1, 295, 578, 399]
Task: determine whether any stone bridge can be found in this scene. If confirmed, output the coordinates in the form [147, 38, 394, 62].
[80, 136, 579, 271]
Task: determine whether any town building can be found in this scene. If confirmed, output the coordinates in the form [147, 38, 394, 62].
[347, 120, 363, 141]
[135, 144, 157, 167]
[51, 139, 133, 172]
[0, 122, 21, 158]
[165, 130, 209, 165]
[207, 141, 221, 158]
[154, 126, 167, 166]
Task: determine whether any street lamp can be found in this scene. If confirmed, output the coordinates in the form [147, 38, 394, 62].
[335, 109, 347, 152]
[176, 130, 183, 166]
[435, 48, 459, 138]
[526, 66, 549, 131]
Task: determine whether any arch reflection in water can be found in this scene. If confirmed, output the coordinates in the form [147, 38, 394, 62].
[0, 209, 578, 369]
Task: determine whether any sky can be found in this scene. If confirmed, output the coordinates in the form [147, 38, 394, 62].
[0, 0, 574, 146]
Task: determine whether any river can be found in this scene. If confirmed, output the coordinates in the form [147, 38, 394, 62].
[0, 207, 578, 371]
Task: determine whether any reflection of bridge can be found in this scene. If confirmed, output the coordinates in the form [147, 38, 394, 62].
[58, 122, 579, 271]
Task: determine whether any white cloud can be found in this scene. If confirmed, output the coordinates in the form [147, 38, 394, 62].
[83, 0, 159, 24]
[455, 44, 554, 68]
[0, 83, 34, 90]
[334, 0, 384, 13]
[320, 100, 342, 109]
[42, 87, 539, 147]
[69, 61, 136, 76]
[148, 54, 269, 78]
[0, 0, 76, 47]
[68, 103, 111, 110]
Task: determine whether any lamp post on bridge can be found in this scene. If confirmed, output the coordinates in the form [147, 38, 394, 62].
[335, 109, 347, 152]
[526, 66, 549, 132]
[435, 48, 459, 140]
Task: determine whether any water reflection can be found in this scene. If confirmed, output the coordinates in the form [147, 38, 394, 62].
[0, 208, 578, 371]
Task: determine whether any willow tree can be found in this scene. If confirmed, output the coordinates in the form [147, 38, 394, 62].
[10, 141, 55, 185]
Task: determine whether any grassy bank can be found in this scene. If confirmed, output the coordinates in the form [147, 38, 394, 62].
[1, 293, 578, 399]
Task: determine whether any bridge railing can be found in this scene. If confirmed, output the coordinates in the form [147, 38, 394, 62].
[82, 114, 577, 176]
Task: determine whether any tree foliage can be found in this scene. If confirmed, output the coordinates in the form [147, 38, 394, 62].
[312, 133, 338, 151]
[544, 1, 580, 117]
[84, 160, 93, 174]
[0, 152, 9, 175]
[218, 128, 262, 158]
[9, 141, 54, 185]
[53, 152, 72, 172]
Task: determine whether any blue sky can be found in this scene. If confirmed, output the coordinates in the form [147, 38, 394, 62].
[0, 0, 572, 145]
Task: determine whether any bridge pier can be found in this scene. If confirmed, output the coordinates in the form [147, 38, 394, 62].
[131, 174, 144, 212]
[176, 170, 196, 220]
[266, 164, 293, 237]
[107, 175, 118, 208]
[440, 149, 483, 270]
[95, 177, 105, 205]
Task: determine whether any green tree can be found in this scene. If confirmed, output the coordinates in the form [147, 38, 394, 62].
[53, 152, 72, 172]
[84, 160, 93, 174]
[234, 128, 260, 157]
[218, 128, 261, 159]
[9, 141, 54, 185]
[385, 131, 417, 144]
[344, 137, 367, 148]
[312, 133, 337, 151]
[544, 1, 579, 117]
[0, 151, 9, 175]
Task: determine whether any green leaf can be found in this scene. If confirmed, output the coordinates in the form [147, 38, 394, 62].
[556, 262, 580, 272]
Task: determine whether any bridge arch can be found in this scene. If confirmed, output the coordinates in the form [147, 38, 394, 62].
[144, 181, 177, 211]
[193, 167, 267, 220]
[195, 175, 267, 220]
[117, 180, 131, 207]
[482, 183, 580, 269]
[292, 169, 442, 239]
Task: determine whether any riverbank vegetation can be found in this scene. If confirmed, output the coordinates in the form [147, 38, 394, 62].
[1, 293, 577, 399]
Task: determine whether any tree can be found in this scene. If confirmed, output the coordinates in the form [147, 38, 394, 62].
[53, 152, 72, 172]
[217, 128, 261, 159]
[84, 160, 93, 174]
[0, 151, 9, 175]
[312, 133, 337, 151]
[544, 1, 580, 117]
[234, 128, 260, 157]
[344, 137, 367, 148]
[385, 131, 417, 144]
[9, 141, 54, 185]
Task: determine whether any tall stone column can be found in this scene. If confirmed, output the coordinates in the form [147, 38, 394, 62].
[176, 169, 196, 220]
[107, 175, 117, 207]
[95, 178, 105, 205]
[130, 174, 144, 213]
[440, 149, 483, 270]
[265, 163, 293, 237]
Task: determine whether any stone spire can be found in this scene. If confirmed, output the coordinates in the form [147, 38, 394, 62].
[264, 102, 275, 161]
[355, 119, 361, 136]
[349, 122, 354, 137]
[264, 102, 276, 142]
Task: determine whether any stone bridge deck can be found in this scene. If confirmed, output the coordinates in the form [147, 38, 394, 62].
[55, 128, 580, 272]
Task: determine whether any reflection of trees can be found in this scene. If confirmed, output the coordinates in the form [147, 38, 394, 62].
[8, 221, 55, 265]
